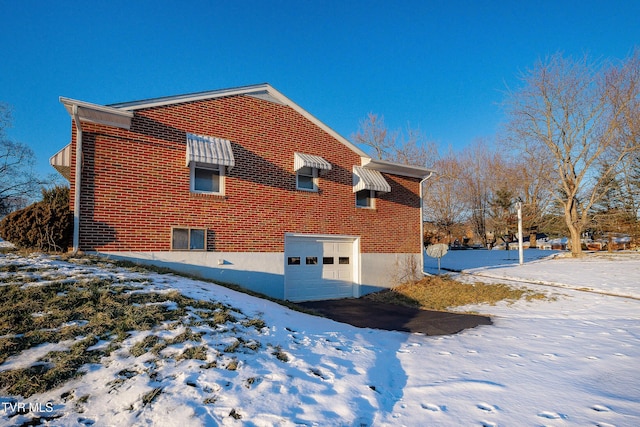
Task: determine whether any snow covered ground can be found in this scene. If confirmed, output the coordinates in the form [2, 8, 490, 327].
[0, 250, 639, 426]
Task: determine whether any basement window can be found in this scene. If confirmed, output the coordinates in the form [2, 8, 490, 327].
[172, 227, 206, 251]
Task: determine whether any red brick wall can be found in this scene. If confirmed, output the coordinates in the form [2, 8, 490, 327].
[69, 95, 422, 253]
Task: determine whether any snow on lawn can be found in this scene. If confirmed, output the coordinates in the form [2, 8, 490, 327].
[0, 251, 639, 426]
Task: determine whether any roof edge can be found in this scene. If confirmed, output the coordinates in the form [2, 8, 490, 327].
[361, 158, 435, 179]
[107, 83, 370, 158]
[107, 83, 274, 110]
[60, 97, 134, 129]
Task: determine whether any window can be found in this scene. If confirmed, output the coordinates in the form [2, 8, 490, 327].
[191, 163, 224, 194]
[172, 227, 206, 251]
[287, 257, 301, 265]
[296, 166, 318, 191]
[322, 257, 334, 265]
[355, 189, 375, 208]
[306, 256, 318, 265]
[339, 257, 350, 265]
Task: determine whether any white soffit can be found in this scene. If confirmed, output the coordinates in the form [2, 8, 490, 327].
[59, 97, 133, 129]
[353, 166, 391, 193]
[361, 158, 434, 179]
[186, 133, 235, 168]
[294, 152, 332, 172]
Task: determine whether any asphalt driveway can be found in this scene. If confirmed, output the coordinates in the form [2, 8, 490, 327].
[298, 298, 492, 335]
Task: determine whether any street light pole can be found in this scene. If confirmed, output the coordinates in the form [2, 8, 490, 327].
[516, 202, 524, 265]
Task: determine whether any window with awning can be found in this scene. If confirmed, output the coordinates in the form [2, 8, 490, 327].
[293, 152, 332, 172]
[352, 166, 391, 193]
[186, 133, 234, 195]
[294, 152, 331, 191]
[186, 133, 235, 168]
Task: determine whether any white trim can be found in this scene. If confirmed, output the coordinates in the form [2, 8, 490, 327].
[361, 157, 434, 179]
[284, 232, 360, 240]
[190, 163, 225, 195]
[108, 84, 370, 158]
[60, 97, 133, 130]
[61, 84, 436, 180]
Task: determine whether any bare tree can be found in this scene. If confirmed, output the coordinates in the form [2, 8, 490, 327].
[422, 149, 468, 242]
[504, 52, 640, 256]
[352, 113, 436, 167]
[352, 113, 395, 160]
[0, 103, 41, 216]
[457, 140, 501, 247]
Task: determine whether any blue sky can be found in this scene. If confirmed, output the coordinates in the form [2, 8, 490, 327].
[1, 0, 639, 179]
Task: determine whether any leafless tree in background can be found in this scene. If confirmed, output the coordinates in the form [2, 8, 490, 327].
[503, 51, 640, 256]
[352, 112, 437, 167]
[422, 148, 468, 242]
[0, 103, 41, 216]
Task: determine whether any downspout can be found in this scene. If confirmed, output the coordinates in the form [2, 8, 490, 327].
[72, 105, 83, 254]
[419, 171, 434, 275]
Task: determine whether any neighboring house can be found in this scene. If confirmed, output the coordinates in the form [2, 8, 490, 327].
[50, 84, 433, 301]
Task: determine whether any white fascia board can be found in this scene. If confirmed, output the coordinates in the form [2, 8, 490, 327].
[284, 232, 360, 241]
[107, 83, 370, 158]
[264, 86, 370, 158]
[60, 97, 134, 129]
[108, 84, 274, 110]
[361, 157, 435, 179]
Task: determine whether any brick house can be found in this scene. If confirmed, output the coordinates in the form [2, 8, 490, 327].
[50, 84, 433, 301]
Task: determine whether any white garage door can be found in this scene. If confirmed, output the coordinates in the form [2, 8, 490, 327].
[284, 235, 358, 302]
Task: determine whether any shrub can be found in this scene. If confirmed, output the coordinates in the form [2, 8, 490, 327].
[0, 186, 72, 251]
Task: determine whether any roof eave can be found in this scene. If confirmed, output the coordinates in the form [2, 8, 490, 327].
[106, 83, 370, 158]
[60, 97, 134, 130]
[361, 158, 435, 179]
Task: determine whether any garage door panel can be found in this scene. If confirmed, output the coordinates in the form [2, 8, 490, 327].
[285, 236, 356, 302]
[289, 281, 353, 300]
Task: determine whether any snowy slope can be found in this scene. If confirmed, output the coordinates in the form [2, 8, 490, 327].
[0, 252, 638, 426]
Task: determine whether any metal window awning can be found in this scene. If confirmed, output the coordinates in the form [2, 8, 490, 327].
[353, 166, 391, 193]
[186, 133, 235, 168]
[49, 143, 72, 180]
[293, 152, 332, 173]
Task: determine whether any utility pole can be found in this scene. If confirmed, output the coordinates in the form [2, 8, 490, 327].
[516, 202, 524, 265]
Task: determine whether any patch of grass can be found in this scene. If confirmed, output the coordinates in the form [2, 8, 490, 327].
[242, 318, 266, 330]
[177, 345, 207, 361]
[223, 339, 241, 353]
[364, 275, 548, 311]
[0, 260, 255, 398]
[225, 358, 239, 371]
[130, 335, 162, 357]
[168, 328, 203, 344]
[0, 336, 104, 397]
[223, 337, 261, 354]
[141, 387, 163, 407]
[271, 345, 289, 363]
